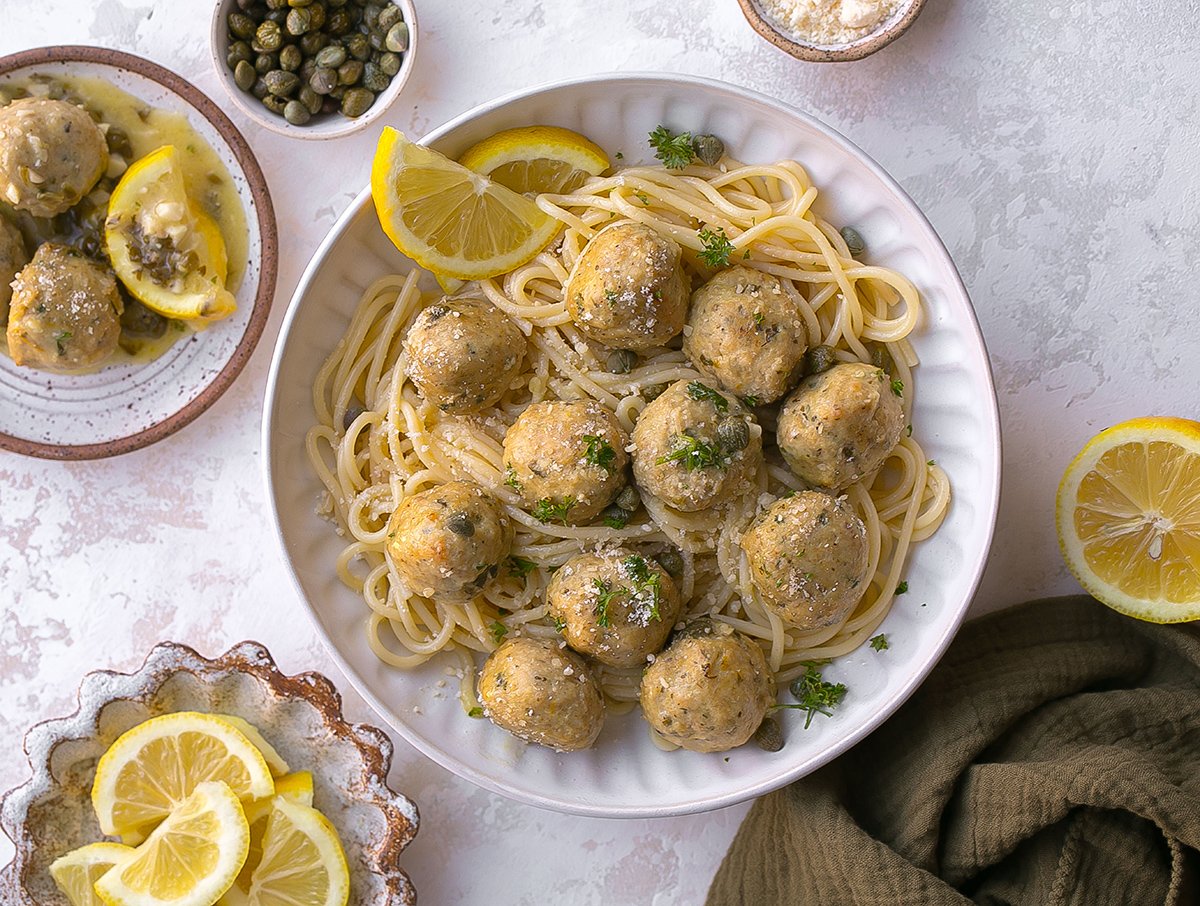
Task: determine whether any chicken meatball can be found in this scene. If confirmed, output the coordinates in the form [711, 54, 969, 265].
[564, 222, 688, 350]
[639, 619, 773, 753]
[6, 243, 122, 372]
[503, 400, 629, 524]
[384, 480, 513, 603]
[478, 637, 605, 752]
[0, 215, 28, 323]
[547, 549, 682, 668]
[741, 491, 869, 631]
[683, 266, 807, 405]
[404, 297, 526, 413]
[777, 362, 905, 490]
[0, 98, 108, 218]
[631, 379, 762, 513]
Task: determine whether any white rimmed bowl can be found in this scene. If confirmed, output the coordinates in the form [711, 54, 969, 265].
[262, 73, 1002, 817]
[209, 0, 418, 141]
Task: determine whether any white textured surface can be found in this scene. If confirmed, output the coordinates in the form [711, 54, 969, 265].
[2, 0, 1198, 902]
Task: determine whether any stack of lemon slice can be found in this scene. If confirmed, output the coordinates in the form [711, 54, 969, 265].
[49, 712, 349, 906]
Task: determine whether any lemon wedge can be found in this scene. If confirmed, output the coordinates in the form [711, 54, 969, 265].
[221, 772, 317, 906]
[214, 715, 291, 778]
[220, 798, 349, 906]
[91, 712, 274, 837]
[50, 842, 136, 906]
[1057, 416, 1200, 622]
[371, 126, 561, 280]
[458, 125, 609, 195]
[95, 781, 249, 906]
[105, 145, 237, 323]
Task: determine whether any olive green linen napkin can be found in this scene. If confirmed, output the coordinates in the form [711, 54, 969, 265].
[707, 596, 1200, 906]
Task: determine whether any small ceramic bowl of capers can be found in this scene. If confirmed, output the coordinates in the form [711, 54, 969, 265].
[209, 0, 417, 139]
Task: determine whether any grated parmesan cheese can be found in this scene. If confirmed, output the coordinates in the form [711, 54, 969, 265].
[758, 0, 901, 46]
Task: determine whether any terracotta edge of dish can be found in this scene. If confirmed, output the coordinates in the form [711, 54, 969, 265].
[0, 639, 418, 905]
[736, 0, 927, 62]
[0, 45, 278, 461]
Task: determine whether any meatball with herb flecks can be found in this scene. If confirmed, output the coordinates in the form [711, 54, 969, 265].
[404, 296, 526, 413]
[564, 221, 688, 350]
[384, 480, 513, 603]
[0, 215, 28, 323]
[639, 619, 773, 753]
[777, 361, 906, 490]
[478, 636, 605, 752]
[741, 491, 869, 631]
[0, 98, 108, 218]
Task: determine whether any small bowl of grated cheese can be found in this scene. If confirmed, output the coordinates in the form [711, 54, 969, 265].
[738, 0, 926, 62]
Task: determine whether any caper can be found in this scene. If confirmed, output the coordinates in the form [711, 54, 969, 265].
[299, 30, 328, 55]
[364, 2, 382, 28]
[288, 0, 312, 5]
[279, 44, 302, 71]
[642, 383, 667, 402]
[228, 11, 257, 39]
[254, 20, 283, 51]
[867, 341, 894, 376]
[254, 52, 276, 74]
[265, 69, 300, 96]
[227, 40, 253, 68]
[265, 8, 289, 25]
[283, 99, 311, 125]
[606, 348, 637, 374]
[286, 7, 312, 34]
[342, 404, 364, 431]
[601, 505, 632, 527]
[262, 94, 288, 115]
[839, 226, 865, 257]
[753, 717, 784, 752]
[315, 44, 347, 68]
[327, 0, 347, 6]
[338, 60, 364, 86]
[299, 85, 323, 115]
[266, 0, 287, 9]
[321, 96, 339, 115]
[386, 22, 408, 52]
[716, 417, 749, 452]
[379, 51, 401, 76]
[691, 133, 725, 167]
[326, 9, 352, 34]
[234, 59, 257, 91]
[656, 548, 684, 579]
[367, 30, 386, 52]
[308, 5, 326, 29]
[251, 77, 270, 99]
[446, 512, 475, 537]
[341, 87, 374, 117]
[329, 84, 347, 100]
[362, 61, 389, 92]
[105, 127, 133, 160]
[299, 58, 318, 83]
[120, 297, 168, 339]
[615, 486, 640, 513]
[235, 0, 257, 10]
[378, 4, 403, 29]
[345, 33, 371, 60]
[804, 344, 837, 376]
[310, 67, 338, 94]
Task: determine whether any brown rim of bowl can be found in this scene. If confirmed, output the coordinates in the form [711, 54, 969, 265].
[0, 45, 278, 461]
[736, 0, 926, 62]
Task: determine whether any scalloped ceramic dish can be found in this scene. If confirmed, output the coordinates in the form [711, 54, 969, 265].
[0, 641, 417, 905]
[263, 73, 1002, 817]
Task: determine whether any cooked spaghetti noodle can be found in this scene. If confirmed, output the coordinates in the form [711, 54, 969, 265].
[307, 156, 950, 717]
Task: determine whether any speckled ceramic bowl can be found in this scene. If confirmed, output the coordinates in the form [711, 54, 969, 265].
[0, 641, 418, 905]
[738, 0, 926, 62]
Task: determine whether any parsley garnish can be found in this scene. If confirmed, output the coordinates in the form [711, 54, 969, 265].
[895, 580, 908, 595]
[503, 466, 522, 492]
[891, 378, 904, 397]
[635, 191, 650, 206]
[906, 424, 913, 437]
[552, 616, 567, 633]
[742, 395, 760, 408]
[508, 556, 536, 578]
[583, 434, 617, 472]
[532, 497, 575, 524]
[686, 380, 729, 412]
[592, 579, 621, 628]
[55, 330, 73, 355]
[780, 664, 847, 729]
[927, 459, 936, 467]
[752, 310, 765, 326]
[488, 620, 508, 643]
[869, 634, 889, 651]
[615, 151, 624, 160]
[622, 555, 663, 622]
[656, 431, 725, 471]
[468, 706, 484, 718]
[648, 125, 695, 169]
[603, 512, 629, 529]
[697, 226, 734, 267]
[604, 289, 621, 306]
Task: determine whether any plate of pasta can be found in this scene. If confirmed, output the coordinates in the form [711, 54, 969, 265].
[263, 73, 1001, 816]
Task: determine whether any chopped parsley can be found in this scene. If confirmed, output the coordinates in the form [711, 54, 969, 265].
[779, 664, 847, 729]
[752, 310, 765, 326]
[742, 248, 752, 260]
[648, 125, 695, 169]
[583, 434, 617, 472]
[488, 620, 508, 644]
[906, 424, 913, 437]
[55, 330, 73, 355]
[895, 580, 909, 595]
[592, 578, 621, 628]
[468, 706, 484, 718]
[655, 431, 725, 471]
[614, 151, 624, 160]
[552, 616, 567, 633]
[604, 289, 621, 306]
[927, 459, 936, 467]
[869, 634, 889, 651]
[503, 466, 522, 492]
[532, 497, 575, 524]
[891, 378, 904, 397]
[686, 380, 729, 412]
[603, 512, 629, 529]
[697, 226, 735, 268]
[622, 555, 663, 622]
[508, 556, 537, 578]
[635, 191, 651, 206]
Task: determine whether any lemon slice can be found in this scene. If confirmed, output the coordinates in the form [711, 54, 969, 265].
[221, 773, 317, 906]
[105, 145, 237, 323]
[1057, 416, 1200, 622]
[95, 781, 249, 906]
[50, 842, 136, 906]
[92, 712, 274, 837]
[458, 125, 609, 195]
[214, 715, 291, 778]
[371, 127, 561, 280]
[220, 798, 349, 906]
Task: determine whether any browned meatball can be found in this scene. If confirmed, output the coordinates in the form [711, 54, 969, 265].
[6, 243, 121, 372]
[404, 297, 526, 413]
[639, 619, 773, 753]
[777, 362, 905, 490]
[384, 480, 513, 603]
[502, 400, 628, 524]
[631, 379, 762, 513]
[0, 98, 108, 218]
[478, 637, 605, 751]
[547, 550, 682, 668]
[564, 222, 688, 350]
[0, 215, 28, 322]
[741, 491, 869, 631]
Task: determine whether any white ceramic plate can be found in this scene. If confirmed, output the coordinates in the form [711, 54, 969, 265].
[263, 73, 1001, 817]
[0, 47, 276, 460]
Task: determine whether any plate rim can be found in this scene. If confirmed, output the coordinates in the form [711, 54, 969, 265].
[262, 71, 1003, 817]
[0, 44, 278, 461]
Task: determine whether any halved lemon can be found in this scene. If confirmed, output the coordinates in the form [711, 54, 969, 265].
[221, 773, 317, 906]
[220, 798, 349, 906]
[215, 715, 291, 778]
[95, 781, 249, 906]
[105, 145, 237, 323]
[371, 127, 561, 280]
[92, 712, 274, 837]
[50, 842, 136, 906]
[458, 125, 609, 195]
[1057, 416, 1200, 622]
